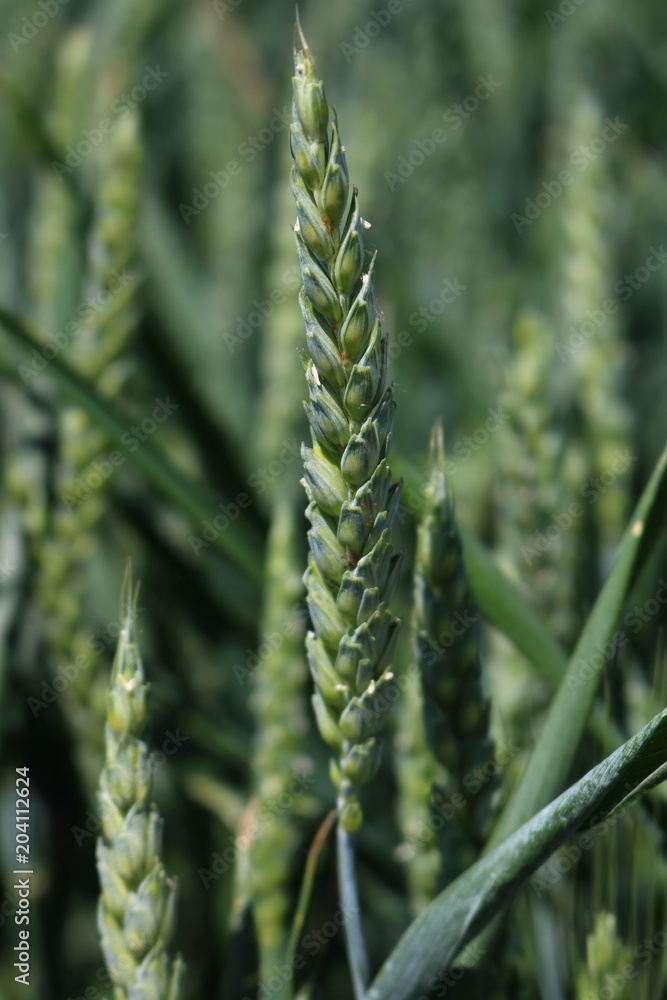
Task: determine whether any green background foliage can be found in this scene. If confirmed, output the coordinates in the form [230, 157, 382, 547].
[1, 0, 667, 997]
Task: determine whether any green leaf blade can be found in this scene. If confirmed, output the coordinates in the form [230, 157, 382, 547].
[368, 708, 667, 1000]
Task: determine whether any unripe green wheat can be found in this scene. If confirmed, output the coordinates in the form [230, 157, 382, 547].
[575, 912, 632, 1000]
[248, 158, 313, 976]
[97, 577, 184, 1000]
[496, 310, 589, 645]
[33, 103, 142, 795]
[413, 424, 497, 882]
[291, 22, 402, 832]
[556, 91, 631, 567]
[395, 668, 441, 911]
[248, 493, 310, 979]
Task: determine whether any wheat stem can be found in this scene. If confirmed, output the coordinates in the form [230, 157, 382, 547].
[336, 819, 369, 1000]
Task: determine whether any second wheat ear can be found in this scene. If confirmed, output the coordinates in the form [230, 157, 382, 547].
[290, 20, 403, 835]
[97, 578, 184, 1000]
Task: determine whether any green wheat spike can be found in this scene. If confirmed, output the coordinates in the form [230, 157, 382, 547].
[413, 423, 497, 884]
[555, 90, 632, 570]
[248, 492, 310, 981]
[496, 309, 590, 644]
[31, 99, 142, 795]
[490, 308, 589, 748]
[246, 148, 312, 977]
[290, 22, 403, 832]
[6, 29, 90, 554]
[394, 667, 441, 912]
[575, 912, 633, 1000]
[97, 574, 184, 1000]
[29, 27, 90, 335]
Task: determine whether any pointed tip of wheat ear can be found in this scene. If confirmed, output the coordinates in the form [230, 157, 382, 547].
[429, 419, 444, 462]
[426, 419, 449, 508]
[119, 558, 142, 630]
[294, 7, 309, 57]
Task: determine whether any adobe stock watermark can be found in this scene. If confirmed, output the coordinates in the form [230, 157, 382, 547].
[585, 928, 667, 1000]
[27, 600, 145, 717]
[385, 76, 501, 190]
[398, 740, 522, 861]
[65, 941, 163, 1000]
[71, 730, 190, 846]
[387, 274, 468, 365]
[223, 267, 301, 353]
[233, 603, 309, 685]
[520, 449, 636, 566]
[0, 888, 18, 929]
[556, 245, 667, 360]
[396, 407, 511, 526]
[51, 67, 169, 180]
[17, 269, 135, 384]
[8, 0, 71, 54]
[530, 800, 629, 898]
[212, 0, 242, 19]
[546, 0, 589, 30]
[242, 901, 363, 1000]
[0, 559, 17, 583]
[188, 438, 302, 555]
[179, 106, 291, 224]
[340, 0, 415, 62]
[511, 117, 627, 233]
[566, 577, 667, 694]
[66, 964, 121, 1000]
[407, 278, 468, 332]
[61, 397, 180, 511]
[411, 941, 487, 1000]
[197, 770, 316, 888]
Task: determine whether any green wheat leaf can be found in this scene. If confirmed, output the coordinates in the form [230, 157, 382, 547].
[0, 302, 264, 596]
[368, 707, 667, 1000]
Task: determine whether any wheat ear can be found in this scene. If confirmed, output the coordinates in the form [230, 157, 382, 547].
[249, 492, 309, 980]
[290, 19, 403, 836]
[97, 575, 184, 1000]
[414, 424, 497, 883]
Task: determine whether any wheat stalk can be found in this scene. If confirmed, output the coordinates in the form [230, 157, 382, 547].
[97, 575, 184, 1000]
[290, 18, 403, 836]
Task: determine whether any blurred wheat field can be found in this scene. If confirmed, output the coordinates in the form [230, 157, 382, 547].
[1, 0, 667, 998]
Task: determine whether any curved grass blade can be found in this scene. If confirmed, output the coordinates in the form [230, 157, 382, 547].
[367, 707, 667, 1000]
[0, 302, 264, 589]
[284, 809, 337, 995]
[458, 523, 568, 686]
